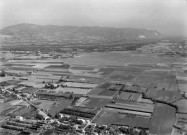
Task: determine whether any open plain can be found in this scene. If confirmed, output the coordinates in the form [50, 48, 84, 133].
[0, 34, 187, 135]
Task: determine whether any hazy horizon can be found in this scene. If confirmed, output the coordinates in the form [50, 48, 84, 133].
[1, 0, 187, 38]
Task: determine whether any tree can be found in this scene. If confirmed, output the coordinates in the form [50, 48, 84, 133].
[69, 94, 73, 99]
[55, 113, 59, 119]
[48, 113, 52, 117]
[0, 71, 6, 77]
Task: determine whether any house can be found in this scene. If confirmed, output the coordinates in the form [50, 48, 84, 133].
[15, 116, 24, 121]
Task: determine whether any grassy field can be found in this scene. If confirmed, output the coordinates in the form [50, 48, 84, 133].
[48, 99, 72, 117]
[64, 51, 176, 67]
[0, 103, 12, 115]
[93, 108, 150, 128]
[10, 106, 37, 119]
[45, 64, 70, 69]
[98, 89, 118, 97]
[109, 75, 136, 81]
[32, 99, 56, 111]
[174, 99, 187, 113]
[9, 66, 36, 71]
[99, 68, 115, 75]
[145, 89, 182, 103]
[19, 87, 38, 93]
[117, 92, 141, 102]
[63, 82, 98, 88]
[134, 70, 177, 90]
[178, 84, 187, 93]
[4, 63, 34, 67]
[106, 101, 154, 113]
[70, 66, 95, 70]
[79, 97, 110, 108]
[19, 81, 44, 88]
[87, 83, 113, 96]
[55, 87, 92, 95]
[149, 103, 176, 135]
[68, 75, 105, 84]
[0, 80, 22, 86]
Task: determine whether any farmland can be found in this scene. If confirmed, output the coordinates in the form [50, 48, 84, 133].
[78, 97, 111, 108]
[174, 99, 187, 113]
[0, 40, 187, 134]
[0, 103, 12, 115]
[149, 103, 176, 135]
[93, 108, 151, 129]
[32, 99, 57, 111]
[48, 99, 72, 117]
[55, 87, 92, 95]
[171, 113, 187, 135]
[106, 101, 154, 113]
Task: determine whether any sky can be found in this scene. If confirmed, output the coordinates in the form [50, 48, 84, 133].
[0, 0, 187, 37]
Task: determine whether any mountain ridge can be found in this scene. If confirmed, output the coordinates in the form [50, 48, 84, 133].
[0, 23, 162, 42]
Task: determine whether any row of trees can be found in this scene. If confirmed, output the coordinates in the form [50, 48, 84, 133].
[2, 124, 24, 131]
[60, 109, 95, 119]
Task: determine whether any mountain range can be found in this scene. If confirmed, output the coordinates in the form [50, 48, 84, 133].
[0, 23, 162, 43]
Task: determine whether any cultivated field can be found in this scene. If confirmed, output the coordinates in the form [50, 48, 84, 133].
[93, 108, 151, 129]
[149, 103, 176, 135]
[78, 97, 111, 108]
[55, 87, 92, 95]
[48, 99, 72, 117]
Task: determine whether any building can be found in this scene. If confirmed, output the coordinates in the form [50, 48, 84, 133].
[38, 111, 50, 120]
